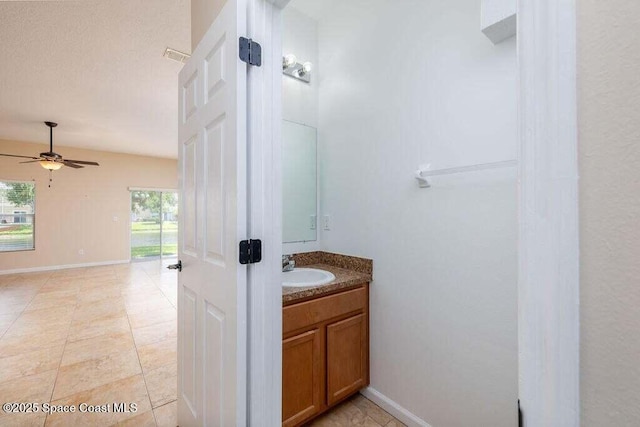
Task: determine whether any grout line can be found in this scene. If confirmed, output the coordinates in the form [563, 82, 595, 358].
[44, 272, 80, 426]
[123, 264, 163, 426]
[0, 271, 52, 341]
[5, 262, 172, 426]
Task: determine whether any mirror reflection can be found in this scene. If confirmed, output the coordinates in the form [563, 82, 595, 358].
[282, 120, 317, 243]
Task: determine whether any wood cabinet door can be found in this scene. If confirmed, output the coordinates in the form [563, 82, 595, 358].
[282, 329, 322, 426]
[326, 313, 368, 405]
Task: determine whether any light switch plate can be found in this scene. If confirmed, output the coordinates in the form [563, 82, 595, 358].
[310, 215, 317, 230]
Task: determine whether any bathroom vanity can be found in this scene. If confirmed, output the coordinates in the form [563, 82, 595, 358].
[281, 252, 372, 427]
[280, 106, 373, 425]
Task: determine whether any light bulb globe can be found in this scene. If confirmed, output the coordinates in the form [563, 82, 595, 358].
[283, 54, 297, 68]
[40, 160, 62, 171]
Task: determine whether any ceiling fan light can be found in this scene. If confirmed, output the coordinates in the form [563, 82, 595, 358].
[40, 160, 62, 171]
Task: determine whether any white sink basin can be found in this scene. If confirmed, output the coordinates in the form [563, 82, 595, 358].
[282, 268, 336, 287]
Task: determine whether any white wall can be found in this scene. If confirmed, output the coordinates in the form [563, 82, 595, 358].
[316, 0, 517, 425]
[191, 0, 223, 50]
[282, 6, 318, 129]
[282, 5, 320, 254]
[578, 0, 640, 424]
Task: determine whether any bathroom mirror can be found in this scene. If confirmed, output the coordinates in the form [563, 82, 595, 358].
[282, 119, 317, 243]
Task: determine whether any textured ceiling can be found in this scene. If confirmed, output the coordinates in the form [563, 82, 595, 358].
[0, 0, 190, 159]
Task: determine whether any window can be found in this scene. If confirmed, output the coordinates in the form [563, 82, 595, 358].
[0, 181, 35, 252]
[130, 190, 178, 260]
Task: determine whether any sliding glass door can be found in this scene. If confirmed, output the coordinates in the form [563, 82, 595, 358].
[130, 190, 178, 260]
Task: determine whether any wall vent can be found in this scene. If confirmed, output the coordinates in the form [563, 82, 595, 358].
[163, 47, 191, 64]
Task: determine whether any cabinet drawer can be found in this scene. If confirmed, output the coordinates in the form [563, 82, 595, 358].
[283, 286, 367, 335]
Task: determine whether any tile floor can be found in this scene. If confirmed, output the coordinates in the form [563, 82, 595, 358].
[0, 260, 178, 427]
[306, 394, 405, 427]
[0, 260, 401, 427]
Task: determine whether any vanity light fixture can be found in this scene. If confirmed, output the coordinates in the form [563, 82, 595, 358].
[283, 53, 297, 70]
[299, 61, 312, 76]
[282, 53, 312, 83]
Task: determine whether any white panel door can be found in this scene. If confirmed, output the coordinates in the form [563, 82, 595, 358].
[177, 0, 247, 425]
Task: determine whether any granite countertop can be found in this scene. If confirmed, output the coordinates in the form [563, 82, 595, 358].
[282, 252, 373, 306]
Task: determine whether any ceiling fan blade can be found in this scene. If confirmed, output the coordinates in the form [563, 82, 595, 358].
[62, 161, 84, 169]
[63, 159, 99, 166]
[19, 160, 42, 164]
[0, 153, 40, 160]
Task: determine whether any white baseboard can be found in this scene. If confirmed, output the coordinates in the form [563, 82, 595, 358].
[0, 259, 130, 275]
[360, 387, 432, 427]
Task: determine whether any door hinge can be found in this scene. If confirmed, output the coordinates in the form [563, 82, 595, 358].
[239, 37, 262, 67]
[239, 239, 262, 264]
[518, 399, 523, 427]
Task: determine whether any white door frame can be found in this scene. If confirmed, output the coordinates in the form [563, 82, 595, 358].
[517, 0, 580, 425]
[246, 0, 580, 425]
[246, 0, 285, 425]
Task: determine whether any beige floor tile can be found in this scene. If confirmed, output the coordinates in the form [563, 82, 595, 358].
[11, 305, 75, 328]
[132, 321, 176, 347]
[29, 287, 78, 298]
[144, 363, 177, 408]
[125, 298, 174, 316]
[0, 286, 38, 299]
[73, 299, 127, 323]
[46, 374, 152, 427]
[61, 332, 136, 366]
[351, 395, 394, 425]
[1, 261, 178, 427]
[304, 395, 404, 427]
[37, 277, 82, 292]
[67, 316, 131, 343]
[0, 275, 18, 286]
[76, 286, 122, 304]
[117, 275, 155, 287]
[137, 337, 177, 373]
[83, 266, 116, 275]
[128, 307, 176, 330]
[153, 401, 177, 427]
[24, 293, 77, 312]
[0, 284, 33, 296]
[0, 328, 68, 357]
[0, 313, 18, 333]
[0, 370, 57, 404]
[115, 410, 156, 426]
[52, 348, 142, 400]
[0, 345, 64, 383]
[0, 367, 57, 427]
[50, 268, 86, 279]
[0, 299, 31, 315]
[120, 285, 165, 301]
[307, 400, 386, 427]
[0, 411, 47, 427]
[0, 321, 13, 337]
[80, 279, 123, 292]
[6, 274, 46, 284]
[5, 316, 72, 338]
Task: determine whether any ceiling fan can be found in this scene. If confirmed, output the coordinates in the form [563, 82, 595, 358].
[0, 121, 100, 170]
